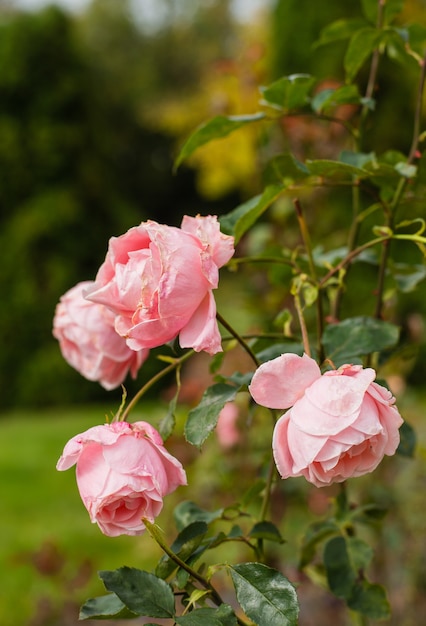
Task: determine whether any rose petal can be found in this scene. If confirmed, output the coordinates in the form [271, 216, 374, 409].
[290, 392, 360, 436]
[181, 214, 235, 268]
[249, 353, 321, 409]
[179, 291, 222, 355]
[272, 413, 296, 478]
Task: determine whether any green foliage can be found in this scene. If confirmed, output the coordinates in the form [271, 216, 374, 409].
[260, 73, 317, 110]
[184, 382, 242, 447]
[174, 113, 265, 170]
[230, 563, 299, 626]
[175, 605, 237, 626]
[155, 521, 208, 579]
[220, 184, 286, 244]
[322, 316, 400, 365]
[324, 536, 391, 619]
[397, 420, 417, 457]
[99, 567, 175, 618]
[79, 594, 132, 620]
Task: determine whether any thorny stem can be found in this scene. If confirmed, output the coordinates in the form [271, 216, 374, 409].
[359, 0, 386, 138]
[294, 291, 311, 357]
[143, 519, 251, 626]
[260, 450, 277, 524]
[407, 48, 426, 163]
[319, 236, 390, 287]
[373, 47, 426, 321]
[217, 311, 260, 367]
[294, 198, 324, 361]
[119, 350, 194, 422]
[255, 424, 279, 564]
[333, 0, 385, 319]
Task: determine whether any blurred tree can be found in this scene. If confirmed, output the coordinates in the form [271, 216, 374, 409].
[271, 0, 422, 153]
[0, 4, 234, 409]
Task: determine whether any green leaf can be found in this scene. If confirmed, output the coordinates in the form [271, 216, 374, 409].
[230, 562, 299, 626]
[339, 150, 376, 168]
[158, 390, 178, 441]
[324, 536, 356, 600]
[397, 420, 416, 458]
[184, 382, 240, 447]
[391, 263, 426, 292]
[220, 184, 285, 244]
[254, 342, 303, 364]
[249, 521, 285, 544]
[362, 0, 404, 24]
[315, 18, 368, 47]
[347, 537, 374, 572]
[306, 159, 367, 179]
[406, 23, 426, 54]
[383, 28, 411, 63]
[394, 161, 417, 178]
[348, 581, 391, 619]
[174, 113, 265, 169]
[311, 84, 362, 113]
[155, 521, 208, 579]
[322, 316, 400, 365]
[241, 479, 266, 507]
[174, 500, 224, 532]
[361, 0, 380, 23]
[299, 520, 339, 568]
[79, 594, 134, 620]
[263, 153, 310, 185]
[260, 74, 316, 111]
[351, 503, 388, 524]
[344, 28, 381, 82]
[99, 568, 175, 618]
[325, 537, 391, 617]
[175, 604, 237, 626]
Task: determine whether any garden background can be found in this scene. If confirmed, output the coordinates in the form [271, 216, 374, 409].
[1, 1, 426, 624]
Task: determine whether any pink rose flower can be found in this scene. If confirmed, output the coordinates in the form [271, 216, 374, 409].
[53, 281, 148, 390]
[249, 353, 403, 487]
[56, 421, 187, 537]
[85, 215, 234, 356]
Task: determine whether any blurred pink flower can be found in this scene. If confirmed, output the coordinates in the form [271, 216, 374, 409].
[85, 215, 234, 355]
[53, 281, 148, 390]
[249, 353, 403, 487]
[57, 421, 187, 537]
[216, 402, 240, 448]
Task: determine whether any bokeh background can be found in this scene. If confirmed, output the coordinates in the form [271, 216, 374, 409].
[2, 1, 426, 624]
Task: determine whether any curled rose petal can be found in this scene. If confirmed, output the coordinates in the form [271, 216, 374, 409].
[249, 353, 321, 409]
[251, 353, 403, 487]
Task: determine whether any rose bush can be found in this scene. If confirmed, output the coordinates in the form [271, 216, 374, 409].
[249, 353, 403, 487]
[85, 215, 234, 355]
[56, 420, 187, 536]
[53, 281, 148, 390]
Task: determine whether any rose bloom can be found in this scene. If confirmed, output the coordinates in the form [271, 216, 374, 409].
[57, 421, 187, 537]
[85, 215, 234, 356]
[249, 353, 403, 487]
[53, 281, 148, 390]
